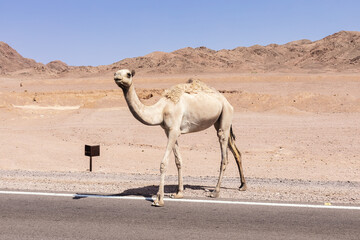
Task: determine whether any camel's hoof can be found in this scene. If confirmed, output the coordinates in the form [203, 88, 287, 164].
[210, 191, 220, 198]
[170, 192, 184, 199]
[151, 201, 164, 207]
[239, 184, 247, 191]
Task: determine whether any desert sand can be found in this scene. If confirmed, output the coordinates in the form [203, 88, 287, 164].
[1, 31, 360, 204]
[1, 72, 359, 204]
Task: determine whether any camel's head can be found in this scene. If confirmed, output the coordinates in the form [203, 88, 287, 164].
[114, 69, 135, 89]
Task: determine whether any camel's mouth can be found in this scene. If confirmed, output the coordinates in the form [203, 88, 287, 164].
[114, 76, 123, 83]
[114, 77, 131, 89]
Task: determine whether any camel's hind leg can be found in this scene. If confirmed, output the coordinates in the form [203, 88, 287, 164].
[170, 141, 184, 199]
[228, 127, 247, 191]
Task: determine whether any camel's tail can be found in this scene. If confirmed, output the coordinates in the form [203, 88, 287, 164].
[228, 125, 247, 190]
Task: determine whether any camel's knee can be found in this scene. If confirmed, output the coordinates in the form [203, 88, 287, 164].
[175, 158, 182, 169]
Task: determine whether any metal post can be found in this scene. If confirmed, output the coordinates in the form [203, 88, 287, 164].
[89, 156, 93, 172]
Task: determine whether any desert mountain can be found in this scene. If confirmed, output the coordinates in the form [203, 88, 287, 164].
[110, 31, 360, 74]
[0, 41, 39, 74]
[1, 31, 360, 77]
[0, 41, 71, 76]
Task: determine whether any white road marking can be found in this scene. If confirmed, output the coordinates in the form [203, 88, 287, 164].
[1, 190, 359, 210]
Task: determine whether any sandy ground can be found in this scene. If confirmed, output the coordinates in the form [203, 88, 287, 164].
[0, 73, 359, 204]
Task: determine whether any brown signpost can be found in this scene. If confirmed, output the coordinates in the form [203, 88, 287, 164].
[85, 145, 100, 172]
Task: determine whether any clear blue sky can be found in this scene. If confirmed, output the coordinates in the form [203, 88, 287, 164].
[1, 0, 359, 66]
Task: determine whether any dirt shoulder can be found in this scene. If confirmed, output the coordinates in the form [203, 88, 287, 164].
[1, 170, 359, 205]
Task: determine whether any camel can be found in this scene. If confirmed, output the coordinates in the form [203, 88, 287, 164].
[114, 69, 246, 207]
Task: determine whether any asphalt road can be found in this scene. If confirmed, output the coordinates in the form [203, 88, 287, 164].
[1, 193, 359, 240]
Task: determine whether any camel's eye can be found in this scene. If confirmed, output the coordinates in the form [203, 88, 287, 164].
[127, 72, 131, 78]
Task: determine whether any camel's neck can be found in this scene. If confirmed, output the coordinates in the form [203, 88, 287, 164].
[122, 84, 165, 126]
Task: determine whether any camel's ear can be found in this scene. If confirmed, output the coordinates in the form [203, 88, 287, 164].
[131, 70, 135, 77]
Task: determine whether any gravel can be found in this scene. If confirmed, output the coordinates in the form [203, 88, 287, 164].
[1, 170, 359, 205]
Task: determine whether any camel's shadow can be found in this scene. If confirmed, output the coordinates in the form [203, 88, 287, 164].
[73, 184, 211, 201]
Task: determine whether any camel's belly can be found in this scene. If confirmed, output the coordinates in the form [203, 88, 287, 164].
[179, 93, 223, 134]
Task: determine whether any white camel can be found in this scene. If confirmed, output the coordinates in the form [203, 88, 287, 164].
[114, 69, 246, 207]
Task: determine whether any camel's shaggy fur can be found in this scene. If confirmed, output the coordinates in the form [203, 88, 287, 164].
[163, 79, 216, 103]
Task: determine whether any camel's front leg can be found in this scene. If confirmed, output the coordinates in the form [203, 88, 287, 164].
[152, 130, 179, 207]
[170, 141, 184, 199]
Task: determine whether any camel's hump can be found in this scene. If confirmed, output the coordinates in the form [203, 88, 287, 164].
[163, 79, 216, 103]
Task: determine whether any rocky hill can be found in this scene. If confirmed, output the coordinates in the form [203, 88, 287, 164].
[0, 41, 39, 74]
[0, 41, 72, 76]
[1, 31, 360, 77]
[110, 31, 360, 74]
